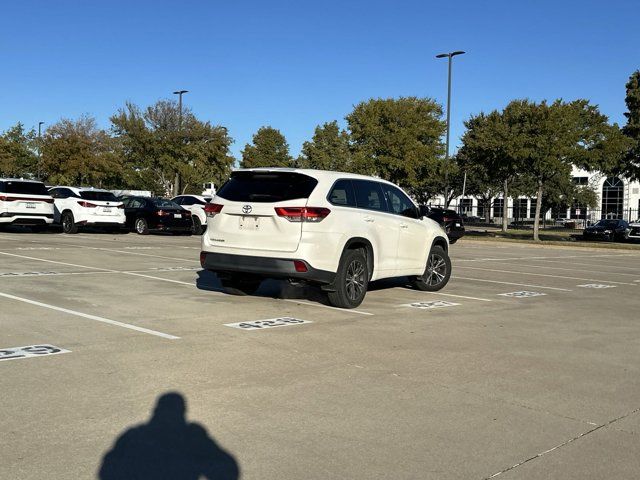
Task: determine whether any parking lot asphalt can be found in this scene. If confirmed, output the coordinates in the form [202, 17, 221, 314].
[2, 230, 640, 479]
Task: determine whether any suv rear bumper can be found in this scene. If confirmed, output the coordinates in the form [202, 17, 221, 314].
[0, 213, 54, 225]
[200, 251, 335, 284]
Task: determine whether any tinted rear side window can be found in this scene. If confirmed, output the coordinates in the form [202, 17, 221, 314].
[328, 179, 357, 207]
[217, 172, 318, 203]
[0, 181, 49, 195]
[352, 180, 388, 212]
[153, 198, 181, 208]
[80, 191, 119, 202]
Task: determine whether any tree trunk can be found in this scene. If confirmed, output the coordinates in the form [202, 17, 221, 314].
[533, 181, 543, 241]
[502, 178, 509, 233]
[484, 198, 491, 224]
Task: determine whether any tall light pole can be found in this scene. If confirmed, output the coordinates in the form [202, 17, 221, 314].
[172, 90, 188, 196]
[436, 50, 465, 207]
[37, 121, 44, 180]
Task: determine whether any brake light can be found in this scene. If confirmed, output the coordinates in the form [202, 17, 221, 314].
[274, 207, 331, 222]
[156, 210, 170, 216]
[204, 203, 223, 217]
[78, 201, 97, 208]
[117, 204, 125, 209]
[0, 195, 53, 203]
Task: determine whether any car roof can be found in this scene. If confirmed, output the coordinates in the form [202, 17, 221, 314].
[173, 194, 210, 200]
[232, 168, 398, 186]
[49, 186, 112, 194]
[0, 178, 45, 183]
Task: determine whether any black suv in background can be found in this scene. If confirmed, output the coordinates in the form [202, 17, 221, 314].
[425, 207, 465, 244]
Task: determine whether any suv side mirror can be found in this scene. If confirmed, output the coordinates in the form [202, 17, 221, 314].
[419, 205, 430, 218]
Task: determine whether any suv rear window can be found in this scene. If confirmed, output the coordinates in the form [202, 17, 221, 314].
[80, 191, 119, 202]
[217, 172, 318, 203]
[0, 181, 49, 195]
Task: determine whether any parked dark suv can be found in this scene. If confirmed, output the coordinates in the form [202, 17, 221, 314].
[425, 207, 465, 244]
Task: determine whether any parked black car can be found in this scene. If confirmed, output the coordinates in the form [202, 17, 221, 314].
[121, 196, 193, 235]
[424, 207, 465, 244]
[583, 219, 630, 242]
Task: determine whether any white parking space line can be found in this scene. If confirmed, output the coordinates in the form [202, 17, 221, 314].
[0, 251, 107, 271]
[282, 299, 374, 316]
[453, 276, 572, 291]
[480, 261, 640, 278]
[457, 265, 638, 286]
[456, 253, 638, 263]
[0, 291, 180, 340]
[510, 257, 640, 272]
[423, 292, 493, 302]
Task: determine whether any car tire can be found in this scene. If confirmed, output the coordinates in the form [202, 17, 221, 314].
[411, 245, 452, 292]
[220, 275, 262, 295]
[327, 248, 369, 309]
[61, 211, 78, 234]
[191, 216, 204, 235]
[135, 217, 149, 235]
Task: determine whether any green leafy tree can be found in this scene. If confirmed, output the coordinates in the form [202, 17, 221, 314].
[0, 123, 38, 178]
[240, 127, 293, 168]
[297, 121, 351, 171]
[111, 100, 235, 195]
[503, 99, 625, 240]
[346, 97, 446, 196]
[622, 70, 640, 180]
[458, 111, 519, 231]
[40, 115, 121, 187]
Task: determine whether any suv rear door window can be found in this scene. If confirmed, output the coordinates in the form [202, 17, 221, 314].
[328, 179, 357, 207]
[381, 184, 419, 218]
[352, 180, 388, 212]
[217, 172, 318, 203]
[0, 181, 49, 195]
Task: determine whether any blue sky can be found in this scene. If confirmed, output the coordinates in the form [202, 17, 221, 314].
[1, 0, 638, 161]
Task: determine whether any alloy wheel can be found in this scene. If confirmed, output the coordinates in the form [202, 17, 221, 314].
[345, 259, 366, 301]
[424, 253, 447, 287]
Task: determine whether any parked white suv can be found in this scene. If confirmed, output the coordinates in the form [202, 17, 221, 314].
[49, 186, 126, 233]
[171, 194, 212, 234]
[200, 169, 451, 308]
[0, 178, 54, 229]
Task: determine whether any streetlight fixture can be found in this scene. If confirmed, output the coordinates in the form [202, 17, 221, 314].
[173, 90, 189, 129]
[172, 90, 188, 196]
[435, 50, 465, 206]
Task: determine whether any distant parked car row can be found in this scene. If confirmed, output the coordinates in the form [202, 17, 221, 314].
[0, 178, 211, 235]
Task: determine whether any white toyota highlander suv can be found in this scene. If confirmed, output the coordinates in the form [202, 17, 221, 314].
[200, 169, 452, 308]
[49, 186, 126, 233]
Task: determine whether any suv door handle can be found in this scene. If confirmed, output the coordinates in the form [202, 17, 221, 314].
[364, 216, 375, 222]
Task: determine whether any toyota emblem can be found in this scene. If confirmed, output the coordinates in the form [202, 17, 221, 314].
[242, 205, 252, 214]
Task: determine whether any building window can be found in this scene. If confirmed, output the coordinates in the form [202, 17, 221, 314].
[572, 176, 589, 186]
[460, 198, 473, 215]
[530, 199, 538, 219]
[601, 177, 624, 219]
[492, 198, 504, 218]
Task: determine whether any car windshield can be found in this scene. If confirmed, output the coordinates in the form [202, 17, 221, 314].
[594, 220, 618, 228]
[80, 191, 119, 202]
[0, 181, 49, 195]
[217, 171, 318, 203]
[152, 198, 181, 208]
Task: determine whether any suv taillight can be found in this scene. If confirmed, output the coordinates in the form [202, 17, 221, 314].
[156, 210, 170, 216]
[78, 201, 97, 208]
[117, 204, 125, 209]
[275, 207, 331, 222]
[204, 203, 223, 217]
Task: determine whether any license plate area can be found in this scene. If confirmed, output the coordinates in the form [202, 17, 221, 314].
[103, 207, 112, 213]
[25, 202, 36, 209]
[173, 213, 181, 219]
[239, 216, 260, 230]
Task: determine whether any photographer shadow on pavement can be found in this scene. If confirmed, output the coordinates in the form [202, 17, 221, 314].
[98, 392, 239, 480]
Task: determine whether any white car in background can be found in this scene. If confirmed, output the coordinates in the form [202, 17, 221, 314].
[629, 220, 640, 241]
[0, 178, 54, 230]
[171, 194, 212, 234]
[48, 186, 126, 234]
[200, 168, 451, 308]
